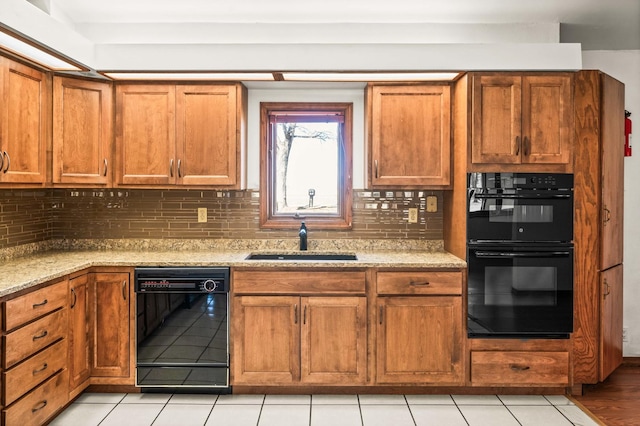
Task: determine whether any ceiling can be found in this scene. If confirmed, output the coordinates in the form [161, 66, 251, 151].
[42, 0, 639, 50]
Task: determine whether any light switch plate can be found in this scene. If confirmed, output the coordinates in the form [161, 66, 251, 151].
[426, 196, 438, 212]
[408, 208, 418, 223]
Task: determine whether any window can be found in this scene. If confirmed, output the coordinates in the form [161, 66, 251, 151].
[260, 102, 353, 229]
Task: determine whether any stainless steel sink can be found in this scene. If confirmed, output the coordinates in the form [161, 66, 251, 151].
[245, 252, 358, 261]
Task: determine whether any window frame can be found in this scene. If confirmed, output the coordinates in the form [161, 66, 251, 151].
[259, 102, 353, 229]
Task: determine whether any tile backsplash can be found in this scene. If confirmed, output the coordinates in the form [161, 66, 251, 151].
[0, 188, 443, 250]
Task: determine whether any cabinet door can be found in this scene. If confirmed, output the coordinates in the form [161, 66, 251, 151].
[300, 296, 366, 384]
[600, 265, 623, 381]
[53, 77, 112, 185]
[232, 296, 299, 384]
[68, 274, 91, 395]
[91, 272, 131, 378]
[0, 57, 49, 184]
[115, 85, 175, 185]
[521, 75, 572, 165]
[376, 296, 463, 384]
[600, 74, 625, 269]
[176, 85, 238, 186]
[369, 84, 451, 188]
[471, 75, 522, 165]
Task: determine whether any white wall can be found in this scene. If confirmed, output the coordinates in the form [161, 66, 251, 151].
[583, 50, 640, 356]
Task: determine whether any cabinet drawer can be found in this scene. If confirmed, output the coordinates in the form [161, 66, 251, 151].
[233, 271, 366, 294]
[471, 351, 569, 386]
[2, 369, 69, 426]
[2, 339, 67, 405]
[4, 280, 68, 331]
[376, 271, 462, 295]
[3, 309, 68, 369]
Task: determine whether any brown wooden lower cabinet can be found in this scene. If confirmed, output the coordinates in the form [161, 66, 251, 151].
[90, 270, 134, 383]
[2, 370, 69, 426]
[376, 296, 463, 384]
[232, 295, 367, 386]
[68, 273, 91, 398]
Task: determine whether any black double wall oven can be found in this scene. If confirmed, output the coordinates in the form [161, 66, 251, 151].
[467, 172, 574, 339]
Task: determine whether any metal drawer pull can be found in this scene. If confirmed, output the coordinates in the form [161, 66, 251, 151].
[33, 299, 48, 308]
[33, 330, 48, 340]
[32, 400, 47, 413]
[409, 281, 430, 286]
[33, 363, 48, 375]
[510, 364, 531, 371]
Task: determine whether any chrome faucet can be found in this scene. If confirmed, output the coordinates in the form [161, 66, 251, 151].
[299, 222, 308, 251]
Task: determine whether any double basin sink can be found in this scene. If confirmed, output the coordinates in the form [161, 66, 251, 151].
[245, 252, 358, 261]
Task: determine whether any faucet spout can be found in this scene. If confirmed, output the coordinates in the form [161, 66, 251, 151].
[299, 222, 308, 251]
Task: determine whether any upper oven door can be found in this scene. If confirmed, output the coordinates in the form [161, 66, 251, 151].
[468, 179, 573, 243]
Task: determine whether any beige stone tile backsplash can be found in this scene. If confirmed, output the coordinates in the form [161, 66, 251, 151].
[0, 189, 443, 251]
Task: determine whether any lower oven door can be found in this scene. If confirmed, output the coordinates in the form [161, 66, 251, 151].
[467, 244, 573, 338]
[136, 292, 229, 391]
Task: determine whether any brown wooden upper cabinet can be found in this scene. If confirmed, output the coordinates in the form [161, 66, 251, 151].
[53, 77, 113, 185]
[0, 56, 50, 185]
[470, 73, 573, 172]
[115, 83, 246, 188]
[367, 84, 451, 188]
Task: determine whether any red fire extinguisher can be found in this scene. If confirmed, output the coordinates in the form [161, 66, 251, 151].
[625, 110, 632, 157]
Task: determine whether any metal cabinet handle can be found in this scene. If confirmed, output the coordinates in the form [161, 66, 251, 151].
[33, 299, 48, 308]
[0, 151, 3, 171]
[374, 160, 379, 179]
[70, 288, 77, 308]
[294, 304, 298, 324]
[303, 305, 307, 325]
[177, 159, 182, 178]
[604, 279, 611, 299]
[2, 151, 9, 173]
[523, 136, 530, 156]
[515, 136, 521, 156]
[379, 306, 383, 325]
[103, 159, 108, 176]
[603, 206, 611, 225]
[122, 280, 127, 300]
[32, 400, 48, 413]
[33, 363, 48, 375]
[170, 159, 174, 177]
[510, 364, 531, 371]
[33, 330, 48, 341]
[410, 281, 430, 287]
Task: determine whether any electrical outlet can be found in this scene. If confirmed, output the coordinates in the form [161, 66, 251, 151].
[197, 208, 207, 223]
[426, 195, 438, 212]
[408, 208, 418, 223]
[623, 327, 629, 343]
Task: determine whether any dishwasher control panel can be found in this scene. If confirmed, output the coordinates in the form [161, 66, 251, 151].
[134, 267, 229, 293]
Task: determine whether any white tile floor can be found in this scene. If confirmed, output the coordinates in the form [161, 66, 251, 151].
[50, 392, 601, 426]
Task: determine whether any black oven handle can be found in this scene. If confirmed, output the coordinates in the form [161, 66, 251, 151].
[473, 193, 572, 200]
[474, 251, 571, 258]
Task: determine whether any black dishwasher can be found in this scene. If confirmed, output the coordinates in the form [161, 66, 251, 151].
[134, 267, 230, 393]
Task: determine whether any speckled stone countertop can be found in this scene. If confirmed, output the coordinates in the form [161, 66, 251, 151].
[0, 239, 466, 297]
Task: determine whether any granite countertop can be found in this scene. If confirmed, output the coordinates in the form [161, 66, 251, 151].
[0, 240, 466, 297]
